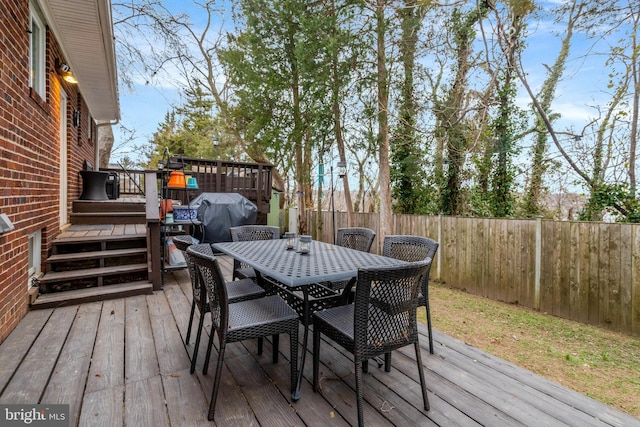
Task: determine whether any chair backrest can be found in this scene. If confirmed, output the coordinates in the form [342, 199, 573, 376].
[172, 234, 195, 252]
[172, 235, 204, 302]
[336, 227, 376, 253]
[187, 243, 229, 337]
[230, 225, 280, 242]
[353, 260, 430, 358]
[383, 235, 439, 299]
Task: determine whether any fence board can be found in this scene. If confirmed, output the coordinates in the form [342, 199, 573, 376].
[546, 220, 558, 315]
[599, 223, 611, 328]
[504, 220, 516, 303]
[561, 222, 572, 319]
[491, 219, 502, 301]
[620, 225, 633, 332]
[524, 221, 537, 308]
[460, 217, 470, 294]
[587, 223, 600, 325]
[573, 223, 589, 324]
[633, 227, 640, 336]
[608, 224, 621, 330]
[469, 219, 481, 296]
[498, 219, 508, 301]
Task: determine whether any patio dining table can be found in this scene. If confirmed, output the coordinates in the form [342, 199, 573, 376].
[212, 238, 409, 401]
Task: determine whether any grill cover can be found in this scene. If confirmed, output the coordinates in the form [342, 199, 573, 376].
[191, 193, 258, 243]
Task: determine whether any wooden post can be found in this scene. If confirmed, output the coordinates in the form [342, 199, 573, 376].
[145, 172, 162, 290]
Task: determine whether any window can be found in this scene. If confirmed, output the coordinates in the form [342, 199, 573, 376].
[29, 3, 46, 97]
[28, 230, 42, 289]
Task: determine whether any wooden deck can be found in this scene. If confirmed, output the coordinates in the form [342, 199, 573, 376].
[1, 256, 637, 426]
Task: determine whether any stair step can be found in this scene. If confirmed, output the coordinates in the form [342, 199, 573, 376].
[38, 264, 148, 284]
[47, 248, 147, 263]
[54, 232, 146, 245]
[72, 199, 146, 213]
[30, 281, 153, 310]
[70, 212, 146, 225]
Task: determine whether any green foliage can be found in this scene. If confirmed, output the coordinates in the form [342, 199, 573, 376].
[391, 1, 432, 215]
[147, 83, 226, 166]
[390, 141, 436, 214]
[579, 183, 640, 223]
[218, 0, 358, 182]
[485, 73, 524, 218]
[118, 0, 639, 222]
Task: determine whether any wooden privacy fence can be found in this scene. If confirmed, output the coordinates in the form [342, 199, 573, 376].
[307, 211, 640, 337]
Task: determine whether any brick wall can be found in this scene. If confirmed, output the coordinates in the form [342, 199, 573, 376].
[0, 0, 95, 343]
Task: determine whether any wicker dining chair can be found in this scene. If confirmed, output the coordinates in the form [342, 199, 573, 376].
[229, 225, 280, 281]
[187, 244, 299, 421]
[172, 236, 266, 374]
[323, 227, 376, 292]
[336, 227, 376, 252]
[312, 261, 431, 427]
[383, 235, 439, 356]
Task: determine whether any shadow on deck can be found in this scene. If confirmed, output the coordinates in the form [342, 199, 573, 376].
[1, 256, 637, 426]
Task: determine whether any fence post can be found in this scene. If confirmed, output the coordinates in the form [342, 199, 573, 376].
[289, 207, 298, 234]
[534, 216, 542, 310]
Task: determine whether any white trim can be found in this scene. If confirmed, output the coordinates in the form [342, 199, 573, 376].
[29, 2, 46, 97]
[28, 230, 42, 289]
[59, 90, 68, 227]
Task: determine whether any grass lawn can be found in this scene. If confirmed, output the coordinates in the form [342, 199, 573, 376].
[420, 283, 640, 418]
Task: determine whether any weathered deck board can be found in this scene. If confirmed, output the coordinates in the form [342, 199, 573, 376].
[0, 308, 51, 392]
[0, 306, 77, 403]
[41, 302, 102, 427]
[125, 295, 159, 383]
[85, 299, 125, 394]
[0, 255, 638, 426]
[79, 386, 124, 427]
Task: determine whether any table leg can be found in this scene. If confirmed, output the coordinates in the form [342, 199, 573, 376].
[291, 287, 310, 401]
[339, 277, 357, 305]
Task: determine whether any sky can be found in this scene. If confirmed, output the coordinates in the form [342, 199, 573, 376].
[109, 0, 626, 182]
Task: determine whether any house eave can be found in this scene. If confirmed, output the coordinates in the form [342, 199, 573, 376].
[39, 0, 120, 122]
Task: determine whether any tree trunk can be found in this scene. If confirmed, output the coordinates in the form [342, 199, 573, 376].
[521, 0, 581, 216]
[376, 0, 393, 242]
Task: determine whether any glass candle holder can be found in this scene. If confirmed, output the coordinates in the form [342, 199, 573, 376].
[298, 235, 312, 254]
[285, 232, 296, 250]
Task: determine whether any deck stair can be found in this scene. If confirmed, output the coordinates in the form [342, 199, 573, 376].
[32, 221, 153, 309]
[70, 198, 146, 225]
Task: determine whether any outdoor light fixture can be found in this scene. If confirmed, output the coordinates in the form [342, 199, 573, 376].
[56, 59, 78, 84]
[0, 213, 15, 234]
[72, 109, 81, 128]
[337, 161, 347, 179]
[212, 136, 219, 148]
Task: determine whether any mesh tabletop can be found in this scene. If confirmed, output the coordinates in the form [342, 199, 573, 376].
[212, 239, 408, 288]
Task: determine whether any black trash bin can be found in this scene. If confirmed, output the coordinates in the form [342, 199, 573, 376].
[105, 172, 120, 200]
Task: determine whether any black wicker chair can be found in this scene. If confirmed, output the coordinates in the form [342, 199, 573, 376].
[187, 244, 299, 421]
[312, 261, 431, 427]
[172, 236, 266, 374]
[323, 227, 376, 292]
[336, 227, 376, 251]
[229, 225, 280, 281]
[383, 235, 439, 356]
